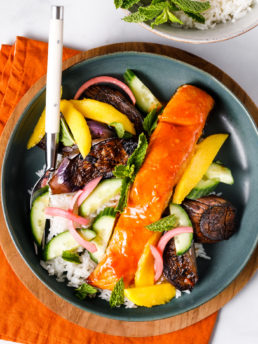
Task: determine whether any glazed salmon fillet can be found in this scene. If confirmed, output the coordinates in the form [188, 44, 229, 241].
[88, 85, 214, 290]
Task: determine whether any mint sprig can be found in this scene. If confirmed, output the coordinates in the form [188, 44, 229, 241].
[115, 0, 210, 26]
[75, 283, 97, 300]
[113, 133, 148, 212]
[110, 278, 125, 308]
[110, 122, 133, 139]
[143, 108, 159, 135]
[146, 214, 178, 232]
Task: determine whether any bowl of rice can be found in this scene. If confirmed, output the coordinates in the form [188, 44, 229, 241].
[122, 0, 258, 43]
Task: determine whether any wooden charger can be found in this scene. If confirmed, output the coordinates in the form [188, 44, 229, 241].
[0, 43, 257, 337]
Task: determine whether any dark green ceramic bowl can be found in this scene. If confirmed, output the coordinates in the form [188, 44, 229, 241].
[1, 52, 258, 321]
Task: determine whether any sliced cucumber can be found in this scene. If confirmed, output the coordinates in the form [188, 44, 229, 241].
[169, 204, 193, 255]
[124, 69, 161, 113]
[43, 228, 96, 261]
[90, 207, 116, 263]
[79, 178, 122, 217]
[187, 178, 219, 200]
[205, 162, 234, 185]
[30, 190, 49, 245]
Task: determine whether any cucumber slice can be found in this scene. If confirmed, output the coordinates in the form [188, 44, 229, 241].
[30, 190, 49, 245]
[43, 228, 96, 261]
[169, 204, 193, 255]
[205, 162, 234, 185]
[79, 178, 122, 217]
[124, 69, 161, 113]
[187, 178, 219, 200]
[90, 207, 116, 263]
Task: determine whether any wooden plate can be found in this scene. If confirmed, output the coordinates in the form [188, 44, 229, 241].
[0, 42, 257, 337]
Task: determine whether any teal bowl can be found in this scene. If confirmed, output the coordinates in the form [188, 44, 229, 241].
[1, 52, 258, 321]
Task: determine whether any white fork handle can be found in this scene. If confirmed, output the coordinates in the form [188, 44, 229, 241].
[45, 6, 63, 134]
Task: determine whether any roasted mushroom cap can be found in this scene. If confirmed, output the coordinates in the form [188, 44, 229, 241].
[49, 138, 137, 194]
[163, 241, 198, 291]
[183, 196, 236, 244]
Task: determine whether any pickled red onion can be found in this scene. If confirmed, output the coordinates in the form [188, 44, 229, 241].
[150, 245, 163, 282]
[45, 207, 90, 226]
[74, 76, 136, 105]
[68, 221, 97, 253]
[77, 176, 102, 206]
[150, 227, 193, 281]
[69, 190, 83, 211]
[157, 227, 193, 254]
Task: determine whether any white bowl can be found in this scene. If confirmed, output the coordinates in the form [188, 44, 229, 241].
[132, 3, 258, 44]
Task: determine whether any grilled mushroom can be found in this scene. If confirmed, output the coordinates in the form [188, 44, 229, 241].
[182, 196, 236, 243]
[49, 137, 137, 194]
[163, 240, 198, 291]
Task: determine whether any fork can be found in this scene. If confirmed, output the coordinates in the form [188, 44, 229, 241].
[30, 6, 64, 251]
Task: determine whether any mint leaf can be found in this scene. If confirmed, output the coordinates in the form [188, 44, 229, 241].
[184, 11, 205, 23]
[143, 108, 158, 135]
[115, 179, 131, 213]
[114, 133, 148, 212]
[60, 116, 75, 146]
[138, 3, 167, 20]
[123, 10, 146, 23]
[168, 1, 179, 11]
[171, 0, 210, 13]
[146, 214, 178, 232]
[110, 122, 125, 138]
[167, 9, 183, 24]
[62, 250, 80, 264]
[113, 164, 135, 179]
[110, 278, 124, 308]
[121, 0, 141, 9]
[151, 8, 168, 27]
[128, 133, 148, 174]
[109, 122, 133, 139]
[75, 283, 97, 300]
[151, 0, 167, 4]
[114, 0, 124, 8]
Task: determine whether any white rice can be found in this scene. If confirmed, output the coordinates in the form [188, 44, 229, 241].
[175, 0, 257, 30]
[40, 193, 211, 308]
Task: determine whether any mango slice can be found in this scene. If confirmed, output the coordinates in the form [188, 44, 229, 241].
[27, 109, 46, 149]
[173, 134, 229, 204]
[134, 233, 160, 287]
[124, 283, 176, 308]
[70, 99, 136, 135]
[60, 100, 91, 158]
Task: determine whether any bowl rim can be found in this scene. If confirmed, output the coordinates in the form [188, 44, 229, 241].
[0, 44, 258, 333]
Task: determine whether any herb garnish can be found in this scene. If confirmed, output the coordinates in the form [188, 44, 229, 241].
[146, 214, 178, 232]
[113, 133, 148, 212]
[143, 108, 159, 136]
[110, 278, 125, 308]
[75, 283, 98, 300]
[110, 122, 133, 139]
[114, 0, 210, 27]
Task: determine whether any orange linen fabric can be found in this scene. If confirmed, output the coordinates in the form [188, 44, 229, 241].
[0, 36, 218, 344]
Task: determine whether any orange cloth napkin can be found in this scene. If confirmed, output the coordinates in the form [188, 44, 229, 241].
[0, 36, 218, 344]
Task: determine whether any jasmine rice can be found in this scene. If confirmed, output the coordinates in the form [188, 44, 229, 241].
[40, 191, 211, 308]
[177, 0, 257, 30]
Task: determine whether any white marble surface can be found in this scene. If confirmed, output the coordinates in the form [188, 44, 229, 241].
[0, 1, 257, 343]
